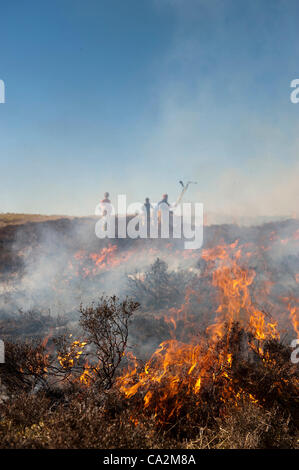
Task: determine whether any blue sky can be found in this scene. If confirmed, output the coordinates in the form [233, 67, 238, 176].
[0, 0, 299, 216]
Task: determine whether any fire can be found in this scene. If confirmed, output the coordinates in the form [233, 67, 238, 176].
[33, 224, 298, 426]
[203, 240, 279, 342]
[118, 339, 208, 418]
[289, 304, 299, 337]
[117, 240, 283, 419]
[79, 362, 94, 386]
[71, 244, 121, 277]
[58, 339, 87, 369]
[68, 242, 199, 280]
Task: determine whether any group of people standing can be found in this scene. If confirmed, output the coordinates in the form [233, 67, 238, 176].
[99, 192, 172, 228]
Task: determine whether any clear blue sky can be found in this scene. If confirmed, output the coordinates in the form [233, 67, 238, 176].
[0, 0, 299, 216]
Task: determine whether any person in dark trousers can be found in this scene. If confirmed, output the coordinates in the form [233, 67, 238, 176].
[156, 193, 172, 236]
[157, 193, 170, 221]
[143, 197, 153, 237]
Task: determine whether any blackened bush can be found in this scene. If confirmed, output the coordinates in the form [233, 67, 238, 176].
[128, 258, 196, 310]
[80, 295, 139, 389]
[0, 340, 50, 394]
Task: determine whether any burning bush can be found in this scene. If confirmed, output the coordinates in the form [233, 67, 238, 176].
[0, 324, 297, 449]
[0, 296, 140, 397]
[0, 223, 298, 449]
[0, 340, 50, 394]
[116, 323, 298, 441]
[79, 295, 140, 389]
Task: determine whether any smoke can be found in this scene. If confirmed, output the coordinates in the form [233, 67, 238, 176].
[0, 215, 298, 322]
[124, 0, 299, 222]
[0, 218, 195, 317]
[199, 159, 299, 221]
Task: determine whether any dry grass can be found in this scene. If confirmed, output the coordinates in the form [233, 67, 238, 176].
[0, 213, 73, 228]
[0, 321, 298, 449]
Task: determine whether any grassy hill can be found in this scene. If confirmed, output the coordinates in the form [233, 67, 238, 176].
[0, 213, 74, 228]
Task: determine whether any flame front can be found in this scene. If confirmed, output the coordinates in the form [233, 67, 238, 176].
[117, 240, 291, 420]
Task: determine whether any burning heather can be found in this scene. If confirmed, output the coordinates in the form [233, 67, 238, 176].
[0, 217, 298, 448]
